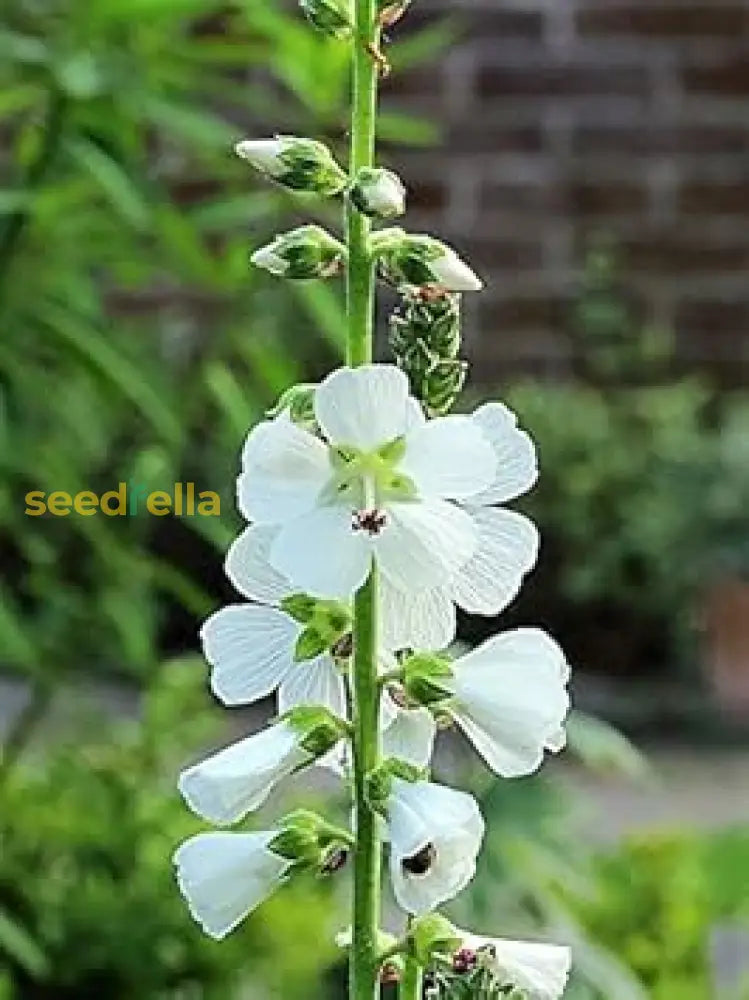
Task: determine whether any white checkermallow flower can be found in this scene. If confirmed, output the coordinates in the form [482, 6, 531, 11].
[202, 522, 348, 716]
[350, 167, 406, 219]
[454, 930, 571, 1000]
[380, 400, 540, 652]
[235, 136, 347, 197]
[404, 628, 570, 778]
[178, 708, 346, 825]
[174, 831, 291, 940]
[373, 229, 483, 292]
[238, 364, 497, 599]
[385, 777, 484, 914]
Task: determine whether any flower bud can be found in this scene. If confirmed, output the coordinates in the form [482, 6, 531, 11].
[251, 225, 345, 280]
[299, 0, 353, 38]
[266, 383, 317, 427]
[270, 809, 351, 872]
[350, 167, 406, 219]
[375, 232, 483, 292]
[235, 135, 347, 197]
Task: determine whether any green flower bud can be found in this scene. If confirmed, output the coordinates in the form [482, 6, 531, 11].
[410, 914, 462, 967]
[266, 384, 317, 427]
[402, 652, 454, 706]
[270, 810, 352, 871]
[251, 225, 345, 280]
[235, 136, 348, 196]
[350, 167, 406, 219]
[299, 0, 353, 38]
[375, 232, 483, 292]
[390, 287, 462, 359]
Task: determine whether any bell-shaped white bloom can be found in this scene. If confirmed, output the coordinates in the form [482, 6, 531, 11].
[385, 777, 484, 914]
[235, 136, 347, 197]
[179, 711, 344, 825]
[350, 167, 406, 219]
[174, 831, 290, 940]
[238, 365, 497, 599]
[446, 628, 570, 777]
[459, 931, 571, 1000]
[380, 400, 540, 651]
[380, 692, 436, 768]
[202, 522, 347, 715]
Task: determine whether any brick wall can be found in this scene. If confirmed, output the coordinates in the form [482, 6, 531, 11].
[384, 0, 749, 384]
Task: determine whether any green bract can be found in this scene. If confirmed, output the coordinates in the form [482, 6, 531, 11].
[402, 651, 454, 706]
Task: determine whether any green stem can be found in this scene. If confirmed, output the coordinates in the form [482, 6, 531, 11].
[346, 3, 381, 1000]
[399, 956, 423, 1000]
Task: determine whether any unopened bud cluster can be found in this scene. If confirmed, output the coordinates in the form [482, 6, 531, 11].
[389, 287, 467, 416]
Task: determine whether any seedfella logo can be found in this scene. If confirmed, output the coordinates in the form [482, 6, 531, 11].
[25, 481, 221, 517]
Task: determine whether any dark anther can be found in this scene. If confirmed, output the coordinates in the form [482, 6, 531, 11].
[321, 847, 349, 874]
[402, 842, 436, 876]
[332, 632, 354, 659]
[352, 508, 388, 535]
[452, 947, 478, 975]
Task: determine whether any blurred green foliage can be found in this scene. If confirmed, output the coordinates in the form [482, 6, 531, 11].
[502, 248, 749, 677]
[0, 662, 342, 999]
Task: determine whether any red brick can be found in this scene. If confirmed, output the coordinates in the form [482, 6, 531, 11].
[680, 183, 749, 215]
[481, 295, 570, 332]
[448, 122, 544, 155]
[477, 65, 649, 100]
[407, 180, 448, 213]
[676, 300, 749, 335]
[567, 180, 648, 217]
[622, 235, 749, 275]
[683, 59, 749, 96]
[465, 238, 544, 272]
[577, 5, 748, 38]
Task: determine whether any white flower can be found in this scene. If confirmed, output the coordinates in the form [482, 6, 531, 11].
[380, 400, 540, 652]
[459, 931, 571, 1000]
[238, 365, 497, 599]
[351, 167, 406, 219]
[174, 831, 290, 940]
[202, 522, 347, 714]
[445, 628, 570, 777]
[380, 692, 436, 768]
[385, 777, 484, 914]
[179, 714, 342, 825]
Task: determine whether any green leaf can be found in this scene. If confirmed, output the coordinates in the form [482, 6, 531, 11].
[566, 711, 652, 781]
[66, 137, 150, 228]
[0, 908, 49, 979]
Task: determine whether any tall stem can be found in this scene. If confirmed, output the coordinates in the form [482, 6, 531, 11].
[346, 2, 381, 1000]
[400, 956, 423, 1000]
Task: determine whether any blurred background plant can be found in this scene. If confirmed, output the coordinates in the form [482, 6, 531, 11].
[2, 0, 749, 998]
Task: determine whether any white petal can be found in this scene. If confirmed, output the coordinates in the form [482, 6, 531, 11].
[450, 507, 539, 616]
[400, 416, 496, 499]
[314, 365, 411, 450]
[431, 250, 483, 292]
[225, 524, 291, 605]
[468, 402, 538, 504]
[464, 935, 571, 1000]
[381, 697, 436, 767]
[278, 653, 347, 718]
[270, 505, 372, 598]
[174, 832, 288, 940]
[234, 138, 284, 176]
[375, 500, 476, 593]
[178, 722, 306, 825]
[449, 628, 571, 777]
[380, 577, 456, 652]
[201, 604, 300, 706]
[238, 417, 331, 523]
[387, 779, 484, 915]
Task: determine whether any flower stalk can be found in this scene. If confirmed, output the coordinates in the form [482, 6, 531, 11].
[346, 3, 382, 997]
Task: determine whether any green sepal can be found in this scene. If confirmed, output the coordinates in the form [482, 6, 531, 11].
[410, 913, 462, 967]
[402, 651, 454, 706]
[277, 138, 348, 196]
[366, 757, 424, 813]
[330, 443, 361, 468]
[281, 592, 318, 624]
[294, 626, 328, 662]
[299, 0, 353, 38]
[266, 384, 317, 425]
[283, 704, 348, 757]
[270, 809, 352, 868]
